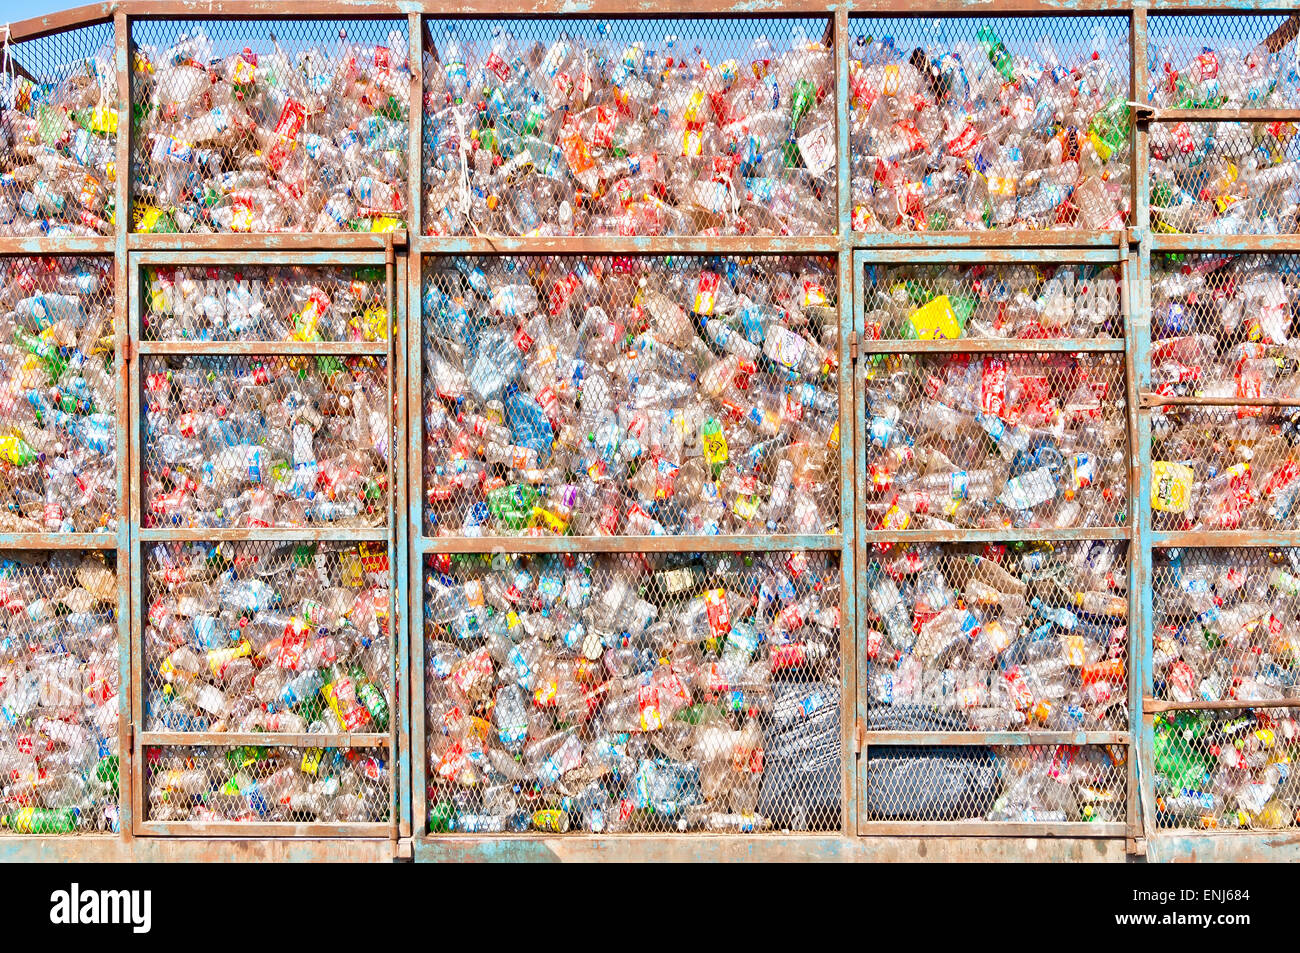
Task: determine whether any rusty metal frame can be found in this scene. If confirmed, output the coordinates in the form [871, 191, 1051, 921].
[125, 248, 404, 839]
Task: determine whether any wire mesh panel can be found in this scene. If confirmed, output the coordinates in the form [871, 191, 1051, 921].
[864, 743, 1127, 823]
[130, 18, 411, 234]
[0, 550, 119, 835]
[864, 541, 1129, 732]
[861, 352, 1128, 531]
[1149, 121, 1300, 235]
[141, 354, 390, 529]
[1153, 548, 1300, 705]
[0, 255, 116, 533]
[423, 550, 840, 834]
[142, 264, 391, 343]
[422, 17, 837, 237]
[1152, 707, 1300, 830]
[1149, 14, 1300, 109]
[847, 16, 1131, 233]
[142, 540, 391, 735]
[862, 262, 1124, 340]
[422, 255, 839, 538]
[144, 744, 390, 824]
[1, 22, 117, 237]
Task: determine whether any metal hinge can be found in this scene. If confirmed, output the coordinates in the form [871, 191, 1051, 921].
[854, 718, 865, 755]
[849, 330, 859, 362]
[1128, 101, 1156, 124]
[126, 723, 134, 752]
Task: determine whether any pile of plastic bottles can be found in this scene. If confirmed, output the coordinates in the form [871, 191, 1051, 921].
[0, 44, 116, 236]
[1154, 708, 1300, 829]
[849, 24, 1132, 232]
[0, 256, 116, 533]
[143, 355, 389, 528]
[132, 26, 411, 233]
[863, 263, 1123, 340]
[146, 745, 389, 823]
[862, 353, 1127, 531]
[424, 551, 840, 834]
[423, 23, 837, 236]
[1153, 549, 1300, 704]
[1149, 40, 1300, 110]
[143, 265, 390, 342]
[864, 542, 1128, 732]
[143, 541, 391, 735]
[423, 256, 840, 537]
[0, 552, 120, 835]
[1150, 254, 1300, 528]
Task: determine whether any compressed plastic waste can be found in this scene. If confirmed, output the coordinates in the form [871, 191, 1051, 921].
[864, 541, 1129, 732]
[1153, 548, 1300, 705]
[0, 552, 120, 834]
[423, 255, 840, 537]
[142, 540, 392, 735]
[143, 355, 389, 528]
[862, 352, 1127, 531]
[422, 22, 837, 236]
[423, 550, 840, 834]
[132, 26, 411, 233]
[866, 743, 1126, 823]
[143, 264, 391, 342]
[0, 256, 116, 533]
[850, 23, 1132, 231]
[146, 745, 389, 822]
[0, 42, 116, 237]
[1154, 708, 1300, 830]
[1149, 254, 1300, 530]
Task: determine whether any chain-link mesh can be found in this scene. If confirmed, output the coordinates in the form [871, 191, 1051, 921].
[1153, 707, 1300, 830]
[423, 550, 840, 834]
[142, 354, 389, 529]
[144, 744, 390, 823]
[1149, 15, 1300, 109]
[1150, 121, 1300, 235]
[143, 263, 391, 342]
[862, 353, 1128, 530]
[0, 256, 116, 533]
[865, 743, 1127, 822]
[848, 16, 1131, 232]
[422, 255, 839, 538]
[1153, 548, 1300, 705]
[863, 262, 1124, 340]
[865, 541, 1128, 732]
[130, 18, 411, 234]
[1, 23, 116, 237]
[0, 550, 118, 835]
[143, 540, 391, 735]
[422, 17, 836, 237]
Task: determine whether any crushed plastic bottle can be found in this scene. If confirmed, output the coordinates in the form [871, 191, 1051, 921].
[0, 42, 116, 237]
[131, 26, 411, 233]
[1150, 254, 1300, 530]
[145, 745, 389, 822]
[142, 355, 389, 528]
[850, 21, 1132, 231]
[423, 255, 840, 537]
[862, 352, 1127, 531]
[0, 552, 120, 834]
[143, 264, 390, 342]
[424, 550, 840, 834]
[143, 540, 391, 735]
[0, 256, 116, 533]
[1153, 548, 1300, 705]
[1154, 709, 1300, 830]
[422, 22, 836, 236]
[864, 541, 1129, 732]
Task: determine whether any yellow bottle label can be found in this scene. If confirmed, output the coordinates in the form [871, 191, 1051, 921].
[908, 295, 964, 340]
[1151, 461, 1195, 513]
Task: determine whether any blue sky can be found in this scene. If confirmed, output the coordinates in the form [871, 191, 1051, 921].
[2, 0, 62, 25]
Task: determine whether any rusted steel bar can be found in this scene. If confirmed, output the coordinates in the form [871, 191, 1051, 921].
[140, 732, 390, 747]
[1143, 698, 1300, 713]
[857, 821, 1127, 837]
[0, 238, 113, 255]
[418, 533, 842, 553]
[128, 232, 408, 252]
[858, 338, 1125, 353]
[858, 248, 1128, 264]
[1139, 393, 1300, 408]
[137, 340, 390, 356]
[138, 527, 390, 542]
[1154, 108, 1300, 122]
[1152, 530, 1300, 548]
[132, 250, 389, 266]
[860, 527, 1130, 544]
[418, 236, 841, 255]
[135, 821, 391, 838]
[1152, 234, 1300, 253]
[862, 730, 1131, 745]
[853, 230, 1125, 249]
[0, 533, 116, 549]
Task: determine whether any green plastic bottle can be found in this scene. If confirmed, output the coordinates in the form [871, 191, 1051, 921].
[1, 807, 80, 834]
[350, 665, 391, 732]
[976, 27, 1017, 83]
